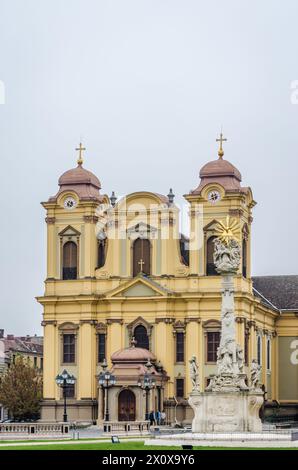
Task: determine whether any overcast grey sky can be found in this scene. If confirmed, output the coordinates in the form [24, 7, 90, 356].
[0, 0, 298, 335]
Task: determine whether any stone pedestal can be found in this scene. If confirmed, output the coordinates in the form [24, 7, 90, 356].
[188, 390, 263, 433]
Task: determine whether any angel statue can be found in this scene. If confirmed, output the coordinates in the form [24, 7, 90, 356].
[189, 355, 200, 392]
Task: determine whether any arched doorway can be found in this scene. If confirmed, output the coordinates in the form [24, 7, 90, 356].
[133, 238, 151, 276]
[118, 389, 136, 421]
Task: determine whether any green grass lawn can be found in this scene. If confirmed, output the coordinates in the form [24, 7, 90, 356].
[0, 441, 297, 450]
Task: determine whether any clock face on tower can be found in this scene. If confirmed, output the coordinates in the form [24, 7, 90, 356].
[63, 197, 77, 210]
[208, 190, 221, 204]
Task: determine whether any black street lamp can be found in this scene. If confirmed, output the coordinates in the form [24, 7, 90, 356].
[138, 359, 156, 421]
[55, 369, 76, 423]
[98, 359, 116, 422]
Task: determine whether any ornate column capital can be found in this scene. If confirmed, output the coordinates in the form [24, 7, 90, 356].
[41, 320, 57, 327]
[45, 217, 56, 224]
[83, 215, 99, 223]
[106, 318, 123, 325]
[155, 317, 174, 324]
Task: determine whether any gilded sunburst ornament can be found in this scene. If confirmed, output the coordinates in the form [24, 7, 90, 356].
[214, 216, 240, 245]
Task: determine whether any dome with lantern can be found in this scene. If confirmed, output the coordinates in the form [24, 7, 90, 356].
[49, 143, 102, 202]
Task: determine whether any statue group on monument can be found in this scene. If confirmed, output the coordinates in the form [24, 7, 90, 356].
[189, 220, 263, 395]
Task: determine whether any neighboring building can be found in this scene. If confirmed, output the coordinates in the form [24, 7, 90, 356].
[0, 330, 43, 420]
[37, 139, 298, 424]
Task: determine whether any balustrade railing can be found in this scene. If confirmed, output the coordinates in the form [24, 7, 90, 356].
[103, 420, 150, 434]
[0, 422, 69, 435]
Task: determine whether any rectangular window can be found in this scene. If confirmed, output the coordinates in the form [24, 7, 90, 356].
[40, 358, 43, 370]
[257, 336, 262, 365]
[34, 357, 37, 368]
[64, 384, 75, 398]
[244, 332, 249, 366]
[63, 334, 75, 363]
[98, 334, 106, 363]
[207, 332, 220, 362]
[176, 378, 184, 398]
[176, 332, 184, 363]
[267, 339, 271, 370]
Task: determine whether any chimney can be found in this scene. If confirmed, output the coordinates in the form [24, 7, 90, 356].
[0, 329, 4, 339]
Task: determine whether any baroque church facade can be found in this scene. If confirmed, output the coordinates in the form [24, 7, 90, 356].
[38, 139, 298, 424]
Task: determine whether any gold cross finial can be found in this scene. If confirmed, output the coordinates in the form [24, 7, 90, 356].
[76, 142, 86, 166]
[216, 132, 227, 159]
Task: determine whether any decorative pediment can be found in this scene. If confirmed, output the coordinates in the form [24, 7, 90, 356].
[59, 225, 81, 237]
[95, 322, 107, 334]
[127, 222, 157, 240]
[202, 319, 221, 331]
[127, 316, 153, 337]
[203, 219, 219, 234]
[105, 275, 174, 299]
[58, 322, 79, 333]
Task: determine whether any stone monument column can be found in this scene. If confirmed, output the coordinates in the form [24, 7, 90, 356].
[188, 218, 264, 433]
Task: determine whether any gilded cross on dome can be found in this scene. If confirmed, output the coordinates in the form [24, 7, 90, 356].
[76, 142, 86, 166]
[216, 132, 227, 159]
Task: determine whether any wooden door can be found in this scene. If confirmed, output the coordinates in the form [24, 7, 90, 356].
[118, 389, 136, 422]
[133, 238, 150, 276]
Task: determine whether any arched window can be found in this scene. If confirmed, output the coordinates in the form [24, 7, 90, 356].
[133, 238, 151, 277]
[179, 236, 189, 266]
[134, 325, 149, 350]
[257, 336, 262, 365]
[97, 239, 106, 268]
[242, 238, 247, 278]
[206, 236, 218, 275]
[63, 241, 77, 280]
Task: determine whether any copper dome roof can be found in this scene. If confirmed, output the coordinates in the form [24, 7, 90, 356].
[59, 165, 101, 189]
[199, 158, 242, 181]
[192, 157, 244, 194]
[111, 346, 156, 363]
[49, 164, 102, 202]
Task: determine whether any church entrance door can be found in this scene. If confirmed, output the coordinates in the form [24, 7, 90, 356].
[118, 389, 136, 421]
[133, 238, 151, 276]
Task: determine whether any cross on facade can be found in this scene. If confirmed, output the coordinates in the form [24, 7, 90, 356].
[76, 142, 86, 166]
[216, 132, 227, 159]
[138, 259, 145, 272]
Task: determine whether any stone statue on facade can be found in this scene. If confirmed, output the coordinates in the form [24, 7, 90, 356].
[250, 359, 262, 391]
[189, 355, 200, 392]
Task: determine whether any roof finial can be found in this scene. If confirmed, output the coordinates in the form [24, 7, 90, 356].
[76, 142, 86, 166]
[216, 131, 227, 159]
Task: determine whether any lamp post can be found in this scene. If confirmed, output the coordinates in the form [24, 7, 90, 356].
[138, 359, 156, 421]
[98, 359, 116, 422]
[55, 369, 76, 423]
